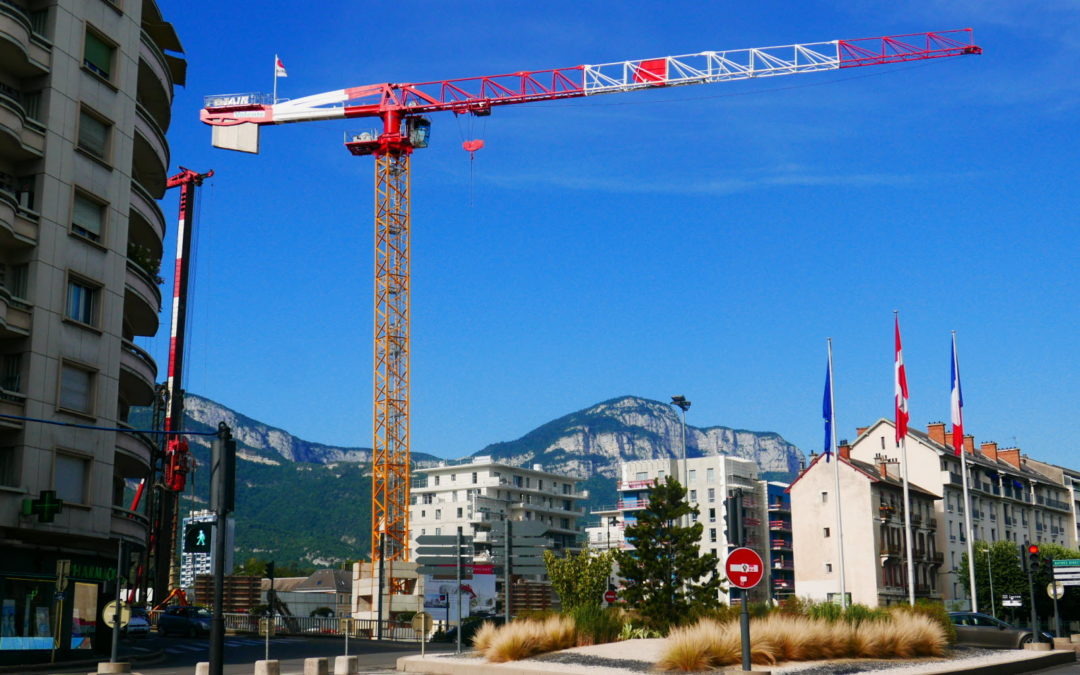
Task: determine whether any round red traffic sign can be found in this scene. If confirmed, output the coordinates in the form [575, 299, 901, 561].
[603, 590, 617, 604]
[725, 547, 764, 589]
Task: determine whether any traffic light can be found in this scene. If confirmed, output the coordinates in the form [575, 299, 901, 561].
[184, 522, 213, 553]
[724, 489, 745, 547]
[1028, 543, 1041, 572]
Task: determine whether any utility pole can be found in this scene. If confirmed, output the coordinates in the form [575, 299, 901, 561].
[209, 423, 236, 675]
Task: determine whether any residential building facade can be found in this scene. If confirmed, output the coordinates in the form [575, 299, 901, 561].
[847, 420, 1073, 607]
[766, 481, 794, 601]
[0, 0, 182, 662]
[586, 455, 770, 604]
[789, 450, 942, 606]
[410, 457, 586, 558]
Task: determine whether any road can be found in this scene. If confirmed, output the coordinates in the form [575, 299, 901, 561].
[48, 634, 454, 675]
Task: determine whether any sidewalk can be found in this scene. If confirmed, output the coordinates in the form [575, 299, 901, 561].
[0, 645, 164, 674]
[397, 639, 1078, 675]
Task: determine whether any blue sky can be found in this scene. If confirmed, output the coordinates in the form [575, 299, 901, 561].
[148, 1, 1079, 467]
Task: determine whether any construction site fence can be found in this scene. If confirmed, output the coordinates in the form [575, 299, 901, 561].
[147, 611, 426, 641]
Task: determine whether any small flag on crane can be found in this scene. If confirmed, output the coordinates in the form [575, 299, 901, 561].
[275, 55, 288, 78]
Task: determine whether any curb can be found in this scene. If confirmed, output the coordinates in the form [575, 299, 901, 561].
[397, 649, 1077, 675]
[0, 650, 166, 674]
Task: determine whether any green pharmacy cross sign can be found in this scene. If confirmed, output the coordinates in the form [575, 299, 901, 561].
[21, 490, 64, 523]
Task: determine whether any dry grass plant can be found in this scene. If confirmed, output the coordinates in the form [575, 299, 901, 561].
[470, 620, 500, 653]
[657, 612, 946, 671]
[483, 614, 577, 663]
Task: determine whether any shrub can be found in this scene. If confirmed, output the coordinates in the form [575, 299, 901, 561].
[841, 603, 888, 626]
[570, 606, 623, 646]
[807, 601, 843, 623]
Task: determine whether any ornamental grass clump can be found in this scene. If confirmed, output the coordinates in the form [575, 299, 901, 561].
[470, 620, 499, 653]
[657, 611, 947, 671]
[484, 614, 577, 663]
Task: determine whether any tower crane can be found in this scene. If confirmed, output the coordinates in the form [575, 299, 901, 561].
[200, 30, 979, 583]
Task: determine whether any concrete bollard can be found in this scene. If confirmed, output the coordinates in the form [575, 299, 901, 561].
[195, 663, 209, 675]
[254, 660, 281, 675]
[1072, 633, 1080, 644]
[333, 655, 358, 675]
[304, 657, 329, 675]
[1053, 637, 1074, 650]
[1024, 642, 1052, 651]
[95, 663, 132, 674]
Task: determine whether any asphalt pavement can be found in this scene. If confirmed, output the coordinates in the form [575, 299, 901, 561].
[43, 634, 453, 675]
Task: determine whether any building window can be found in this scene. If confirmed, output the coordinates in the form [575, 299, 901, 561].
[657, 470, 665, 481]
[822, 491, 828, 503]
[472, 472, 477, 484]
[434, 528, 441, 536]
[561, 518, 569, 529]
[825, 563, 833, 573]
[83, 28, 115, 81]
[78, 109, 111, 162]
[689, 489, 697, 502]
[562, 483, 571, 494]
[59, 362, 95, 415]
[688, 469, 696, 483]
[435, 509, 441, 519]
[66, 277, 99, 327]
[434, 475, 440, 486]
[72, 191, 106, 242]
[2, 353, 22, 392]
[1, 263, 28, 299]
[456, 507, 463, 518]
[823, 527, 830, 538]
[709, 528, 716, 542]
[707, 488, 715, 503]
[0, 446, 18, 487]
[636, 471, 647, 481]
[54, 452, 89, 504]
[706, 468, 715, 483]
[709, 508, 716, 523]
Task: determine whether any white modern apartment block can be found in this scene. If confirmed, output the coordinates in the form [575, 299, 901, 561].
[790, 448, 942, 606]
[410, 456, 587, 558]
[586, 455, 770, 603]
[0, 0, 182, 663]
[847, 420, 1073, 607]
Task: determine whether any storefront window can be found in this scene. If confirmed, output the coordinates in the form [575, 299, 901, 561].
[70, 582, 97, 649]
[0, 578, 54, 649]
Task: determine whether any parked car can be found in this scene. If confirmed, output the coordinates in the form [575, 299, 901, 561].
[157, 605, 212, 637]
[122, 608, 150, 638]
[948, 612, 1052, 649]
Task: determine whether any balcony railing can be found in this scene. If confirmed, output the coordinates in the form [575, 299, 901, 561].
[618, 479, 656, 490]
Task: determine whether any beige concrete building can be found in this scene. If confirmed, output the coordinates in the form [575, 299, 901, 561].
[789, 450, 941, 606]
[586, 455, 770, 604]
[0, 0, 182, 662]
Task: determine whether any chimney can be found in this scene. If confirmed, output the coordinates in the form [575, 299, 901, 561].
[877, 454, 889, 479]
[963, 435, 975, 455]
[998, 448, 1021, 470]
[856, 426, 869, 438]
[980, 441, 999, 461]
[927, 422, 946, 446]
[838, 439, 851, 460]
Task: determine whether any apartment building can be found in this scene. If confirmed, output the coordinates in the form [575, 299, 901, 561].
[766, 481, 794, 602]
[0, 0, 182, 662]
[790, 449, 942, 606]
[409, 456, 587, 558]
[847, 420, 1073, 607]
[586, 455, 770, 604]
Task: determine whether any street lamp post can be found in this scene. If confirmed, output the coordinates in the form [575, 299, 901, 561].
[986, 546, 996, 618]
[671, 396, 691, 527]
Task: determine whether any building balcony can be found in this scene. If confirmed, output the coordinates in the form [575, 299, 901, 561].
[133, 105, 169, 198]
[0, 88, 44, 161]
[138, 32, 173, 132]
[879, 542, 902, 557]
[125, 261, 161, 338]
[770, 539, 792, 550]
[0, 283, 30, 338]
[768, 519, 790, 531]
[772, 560, 793, 570]
[617, 479, 656, 491]
[617, 499, 648, 510]
[0, 184, 36, 247]
[0, 387, 24, 429]
[111, 505, 149, 543]
[119, 340, 157, 406]
[116, 423, 154, 471]
[0, 2, 50, 78]
[129, 180, 165, 257]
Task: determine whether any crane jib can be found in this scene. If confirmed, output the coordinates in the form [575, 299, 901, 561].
[201, 30, 978, 126]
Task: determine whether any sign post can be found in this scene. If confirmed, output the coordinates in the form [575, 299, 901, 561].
[725, 547, 764, 673]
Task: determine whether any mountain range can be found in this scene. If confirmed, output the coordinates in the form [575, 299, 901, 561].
[153, 394, 804, 567]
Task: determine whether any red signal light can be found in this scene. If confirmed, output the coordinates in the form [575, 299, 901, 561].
[1028, 544, 1040, 555]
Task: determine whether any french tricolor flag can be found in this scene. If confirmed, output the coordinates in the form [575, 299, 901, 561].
[950, 333, 964, 456]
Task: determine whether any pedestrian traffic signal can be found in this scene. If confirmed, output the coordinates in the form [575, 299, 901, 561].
[184, 522, 212, 553]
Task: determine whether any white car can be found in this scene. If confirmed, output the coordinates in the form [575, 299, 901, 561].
[122, 610, 151, 638]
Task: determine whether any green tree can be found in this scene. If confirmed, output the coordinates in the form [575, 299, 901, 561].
[614, 476, 722, 631]
[543, 549, 615, 612]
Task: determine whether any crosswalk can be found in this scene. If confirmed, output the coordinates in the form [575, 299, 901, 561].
[163, 638, 304, 654]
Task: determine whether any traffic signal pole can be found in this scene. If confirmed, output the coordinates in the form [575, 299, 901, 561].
[209, 423, 236, 675]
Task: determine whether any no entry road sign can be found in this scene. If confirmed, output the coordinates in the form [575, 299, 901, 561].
[604, 590, 617, 604]
[725, 547, 764, 589]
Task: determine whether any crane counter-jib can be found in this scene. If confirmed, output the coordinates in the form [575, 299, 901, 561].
[200, 29, 979, 134]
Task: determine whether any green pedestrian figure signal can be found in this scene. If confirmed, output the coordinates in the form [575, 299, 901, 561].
[184, 522, 213, 553]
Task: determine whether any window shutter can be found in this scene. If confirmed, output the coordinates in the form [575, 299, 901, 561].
[84, 32, 112, 78]
[73, 194, 103, 236]
[78, 114, 108, 159]
[60, 365, 92, 413]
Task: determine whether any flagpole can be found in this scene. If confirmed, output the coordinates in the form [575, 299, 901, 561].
[895, 311, 916, 606]
[954, 331, 978, 613]
[828, 338, 848, 609]
[273, 54, 278, 104]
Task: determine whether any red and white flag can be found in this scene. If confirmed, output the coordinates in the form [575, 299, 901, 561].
[950, 333, 964, 456]
[275, 55, 288, 78]
[894, 316, 909, 443]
